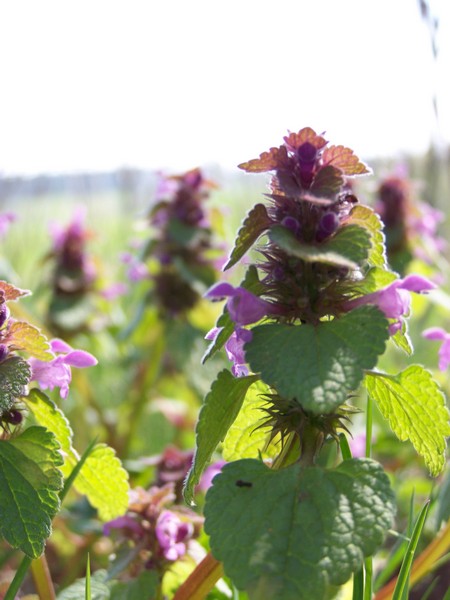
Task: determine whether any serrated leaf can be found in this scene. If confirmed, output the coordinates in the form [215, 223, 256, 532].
[365, 367, 450, 476]
[6, 321, 53, 361]
[184, 370, 259, 504]
[205, 458, 395, 599]
[0, 426, 63, 557]
[65, 444, 129, 521]
[346, 205, 387, 267]
[238, 145, 290, 173]
[283, 127, 328, 151]
[0, 280, 31, 301]
[0, 356, 31, 413]
[309, 165, 344, 198]
[223, 380, 281, 461]
[269, 225, 358, 270]
[246, 306, 389, 414]
[224, 204, 271, 270]
[322, 145, 370, 175]
[391, 319, 413, 355]
[353, 266, 397, 294]
[24, 388, 73, 454]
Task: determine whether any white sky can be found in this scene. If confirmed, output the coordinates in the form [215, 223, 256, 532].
[1, 0, 449, 175]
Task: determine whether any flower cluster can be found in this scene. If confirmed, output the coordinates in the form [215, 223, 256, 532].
[104, 482, 200, 575]
[375, 171, 445, 274]
[206, 128, 434, 376]
[125, 168, 220, 317]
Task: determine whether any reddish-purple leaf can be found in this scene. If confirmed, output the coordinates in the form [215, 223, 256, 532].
[283, 127, 328, 152]
[309, 165, 344, 199]
[0, 281, 31, 301]
[238, 146, 290, 173]
[322, 145, 370, 175]
[224, 204, 272, 270]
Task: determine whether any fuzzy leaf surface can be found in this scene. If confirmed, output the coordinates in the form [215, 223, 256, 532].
[6, 322, 53, 361]
[184, 370, 258, 504]
[365, 367, 450, 476]
[269, 225, 358, 270]
[224, 204, 271, 270]
[246, 306, 389, 413]
[309, 165, 344, 198]
[223, 380, 281, 461]
[346, 205, 387, 267]
[205, 458, 395, 599]
[0, 427, 63, 557]
[323, 224, 371, 267]
[0, 356, 31, 413]
[66, 444, 129, 521]
[238, 145, 290, 173]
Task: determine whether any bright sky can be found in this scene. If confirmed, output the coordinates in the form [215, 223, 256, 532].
[1, 0, 449, 175]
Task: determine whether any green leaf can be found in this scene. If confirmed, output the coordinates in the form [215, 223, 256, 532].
[223, 380, 281, 461]
[110, 570, 159, 600]
[5, 322, 53, 361]
[270, 223, 371, 269]
[309, 165, 344, 198]
[65, 444, 129, 521]
[365, 367, 450, 476]
[391, 319, 413, 356]
[205, 458, 395, 599]
[183, 370, 259, 505]
[246, 306, 389, 414]
[224, 204, 271, 270]
[24, 388, 73, 455]
[0, 427, 63, 558]
[57, 569, 110, 600]
[347, 205, 387, 268]
[0, 356, 31, 414]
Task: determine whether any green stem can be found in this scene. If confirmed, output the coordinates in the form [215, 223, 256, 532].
[5, 555, 32, 600]
[298, 423, 323, 467]
[365, 393, 373, 459]
[364, 557, 373, 600]
[31, 554, 56, 600]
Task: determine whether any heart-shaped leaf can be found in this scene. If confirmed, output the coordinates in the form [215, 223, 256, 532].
[205, 458, 395, 599]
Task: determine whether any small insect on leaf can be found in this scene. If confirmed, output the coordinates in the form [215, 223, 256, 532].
[235, 480, 253, 488]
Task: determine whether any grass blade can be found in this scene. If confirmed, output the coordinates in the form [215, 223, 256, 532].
[392, 500, 431, 600]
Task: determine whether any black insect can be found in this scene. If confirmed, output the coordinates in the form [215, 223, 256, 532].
[235, 479, 253, 488]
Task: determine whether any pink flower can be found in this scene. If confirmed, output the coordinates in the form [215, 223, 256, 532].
[422, 327, 450, 371]
[155, 510, 193, 561]
[29, 338, 97, 399]
[206, 326, 252, 377]
[205, 283, 273, 326]
[197, 460, 226, 492]
[344, 275, 435, 334]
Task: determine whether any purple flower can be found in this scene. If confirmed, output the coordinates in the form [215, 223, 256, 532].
[0, 212, 16, 238]
[344, 275, 435, 334]
[205, 283, 273, 326]
[155, 510, 194, 561]
[100, 282, 128, 300]
[423, 327, 450, 371]
[29, 338, 97, 399]
[206, 326, 252, 377]
[197, 460, 226, 492]
[103, 515, 145, 537]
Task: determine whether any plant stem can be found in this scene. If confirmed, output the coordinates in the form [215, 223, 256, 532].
[5, 555, 32, 600]
[172, 553, 224, 600]
[31, 554, 56, 600]
[364, 557, 373, 600]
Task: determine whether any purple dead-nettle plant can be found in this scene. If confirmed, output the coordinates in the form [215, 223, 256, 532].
[127, 167, 221, 318]
[182, 128, 450, 599]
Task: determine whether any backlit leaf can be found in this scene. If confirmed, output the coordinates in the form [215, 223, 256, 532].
[238, 145, 290, 173]
[6, 321, 53, 361]
[24, 388, 73, 455]
[0, 281, 31, 301]
[246, 306, 389, 414]
[0, 356, 31, 413]
[346, 205, 387, 268]
[322, 145, 370, 175]
[223, 380, 281, 461]
[65, 444, 129, 521]
[283, 127, 328, 150]
[365, 367, 450, 476]
[0, 427, 63, 557]
[205, 458, 395, 599]
[224, 204, 272, 270]
[183, 369, 259, 504]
